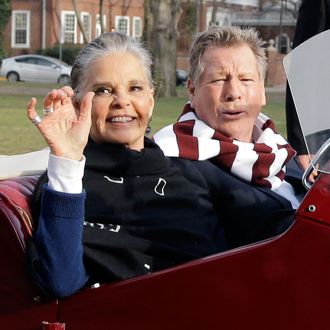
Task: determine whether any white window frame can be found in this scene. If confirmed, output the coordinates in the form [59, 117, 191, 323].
[115, 16, 130, 35]
[96, 14, 107, 37]
[61, 11, 77, 44]
[132, 16, 142, 38]
[80, 12, 92, 43]
[11, 10, 30, 48]
[225, 0, 258, 6]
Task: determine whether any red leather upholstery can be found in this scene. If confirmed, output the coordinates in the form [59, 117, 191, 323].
[0, 176, 43, 314]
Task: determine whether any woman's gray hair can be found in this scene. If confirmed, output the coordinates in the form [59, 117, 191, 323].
[189, 25, 268, 84]
[71, 32, 153, 99]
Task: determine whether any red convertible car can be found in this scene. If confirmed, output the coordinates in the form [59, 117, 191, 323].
[0, 32, 329, 330]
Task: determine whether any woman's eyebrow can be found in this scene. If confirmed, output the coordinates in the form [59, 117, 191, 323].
[91, 81, 112, 88]
[129, 79, 147, 85]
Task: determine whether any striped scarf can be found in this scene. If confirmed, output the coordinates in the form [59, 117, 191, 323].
[153, 103, 296, 190]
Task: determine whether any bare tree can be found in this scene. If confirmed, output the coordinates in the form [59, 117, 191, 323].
[99, 0, 105, 34]
[261, 0, 301, 19]
[148, 0, 181, 98]
[72, 0, 88, 43]
[282, 0, 301, 18]
[121, 0, 133, 15]
[211, 0, 218, 25]
[0, 0, 11, 58]
[142, 0, 154, 51]
[195, 0, 201, 32]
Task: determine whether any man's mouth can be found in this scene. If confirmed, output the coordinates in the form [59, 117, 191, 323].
[109, 116, 134, 123]
[221, 110, 246, 119]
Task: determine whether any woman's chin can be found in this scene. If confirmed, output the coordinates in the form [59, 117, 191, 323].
[105, 134, 144, 150]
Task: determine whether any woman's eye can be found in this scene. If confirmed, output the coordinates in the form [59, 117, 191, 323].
[130, 85, 143, 92]
[94, 87, 112, 95]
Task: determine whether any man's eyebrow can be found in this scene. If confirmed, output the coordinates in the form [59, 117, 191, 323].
[238, 71, 257, 77]
[205, 71, 227, 79]
[208, 67, 229, 75]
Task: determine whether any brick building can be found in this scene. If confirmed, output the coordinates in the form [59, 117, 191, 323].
[177, 0, 300, 86]
[4, 0, 144, 57]
[4, 0, 299, 86]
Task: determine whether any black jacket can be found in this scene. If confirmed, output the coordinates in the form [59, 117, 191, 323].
[31, 138, 224, 293]
[170, 157, 305, 249]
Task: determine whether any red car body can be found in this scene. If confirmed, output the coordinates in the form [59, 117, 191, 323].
[0, 172, 329, 330]
[1, 31, 330, 330]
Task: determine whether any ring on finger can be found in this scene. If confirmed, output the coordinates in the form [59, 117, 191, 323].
[31, 115, 42, 126]
[43, 107, 54, 115]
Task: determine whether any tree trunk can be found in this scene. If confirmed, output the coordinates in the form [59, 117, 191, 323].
[211, 0, 218, 25]
[195, 0, 200, 32]
[0, 0, 11, 58]
[142, 0, 154, 52]
[122, 0, 133, 15]
[72, 0, 88, 43]
[99, 0, 104, 33]
[150, 0, 180, 98]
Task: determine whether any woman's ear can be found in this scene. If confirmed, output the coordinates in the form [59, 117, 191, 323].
[72, 95, 81, 111]
[149, 89, 155, 118]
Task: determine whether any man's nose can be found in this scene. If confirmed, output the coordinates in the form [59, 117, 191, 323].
[224, 80, 241, 102]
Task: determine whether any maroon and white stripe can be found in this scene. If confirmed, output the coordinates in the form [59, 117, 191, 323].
[154, 104, 296, 190]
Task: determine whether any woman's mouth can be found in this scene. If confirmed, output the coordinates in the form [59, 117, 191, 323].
[109, 116, 134, 123]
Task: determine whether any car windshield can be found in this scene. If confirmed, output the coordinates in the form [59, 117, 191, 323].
[284, 30, 330, 175]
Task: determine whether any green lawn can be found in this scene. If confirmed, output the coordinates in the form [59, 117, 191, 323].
[0, 82, 286, 154]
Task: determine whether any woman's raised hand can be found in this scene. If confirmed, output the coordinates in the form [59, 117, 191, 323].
[27, 86, 95, 161]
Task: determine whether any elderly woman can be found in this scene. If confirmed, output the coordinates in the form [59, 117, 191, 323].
[26, 32, 223, 298]
[154, 26, 306, 249]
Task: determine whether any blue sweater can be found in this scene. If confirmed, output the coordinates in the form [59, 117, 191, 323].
[32, 185, 88, 297]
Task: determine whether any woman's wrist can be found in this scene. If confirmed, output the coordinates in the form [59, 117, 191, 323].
[48, 154, 86, 193]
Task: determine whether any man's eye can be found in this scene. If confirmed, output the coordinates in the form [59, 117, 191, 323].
[211, 79, 225, 84]
[241, 78, 254, 83]
[94, 87, 112, 95]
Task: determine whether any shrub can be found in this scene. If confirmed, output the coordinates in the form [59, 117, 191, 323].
[37, 44, 82, 65]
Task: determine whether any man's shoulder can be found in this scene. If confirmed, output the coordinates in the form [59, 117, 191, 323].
[168, 157, 237, 190]
[169, 157, 220, 176]
[285, 157, 305, 194]
[286, 157, 303, 179]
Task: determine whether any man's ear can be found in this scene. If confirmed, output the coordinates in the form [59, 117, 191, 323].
[187, 78, 196, 107]
[260, 81, 266, 106]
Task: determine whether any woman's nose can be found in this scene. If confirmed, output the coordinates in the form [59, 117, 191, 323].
[111, 92, 130, 109]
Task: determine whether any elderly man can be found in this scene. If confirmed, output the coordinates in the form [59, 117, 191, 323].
[154, 26, 305, 248]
